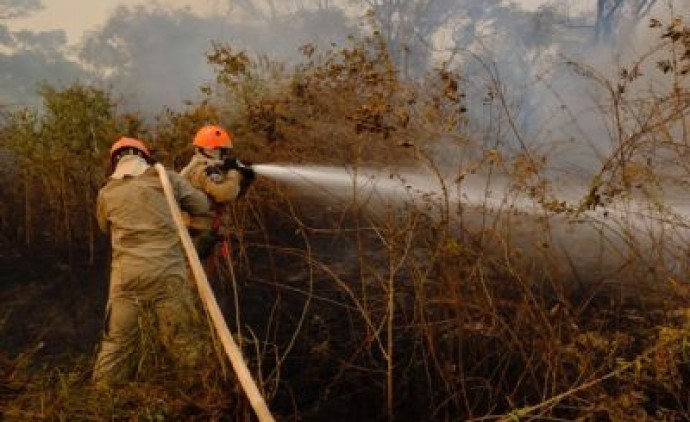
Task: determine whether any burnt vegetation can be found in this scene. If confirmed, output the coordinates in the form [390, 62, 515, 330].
[1, 8, 690, 422]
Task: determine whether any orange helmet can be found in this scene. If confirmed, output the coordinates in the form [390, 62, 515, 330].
[110, 137, 151, 166]
[193, 125, 233, 149]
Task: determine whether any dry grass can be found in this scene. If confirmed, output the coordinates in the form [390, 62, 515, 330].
[1, 16, 690, 421]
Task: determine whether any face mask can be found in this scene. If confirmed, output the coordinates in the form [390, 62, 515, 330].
[111, 155, 150, 179]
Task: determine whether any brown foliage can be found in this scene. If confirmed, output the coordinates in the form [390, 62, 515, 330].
[2, 16, 690, 422]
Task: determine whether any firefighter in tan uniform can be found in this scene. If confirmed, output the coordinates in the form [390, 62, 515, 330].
[93, 137, 212, 386]
[180, 125, 255, 258]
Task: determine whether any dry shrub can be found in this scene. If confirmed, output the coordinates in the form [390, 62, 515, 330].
[204, 29, 468, 168]
[2, 16, 690, 422]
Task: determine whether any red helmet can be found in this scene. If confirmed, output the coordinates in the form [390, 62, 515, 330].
[110, 137, 151, 167]
[193, 125, 233, 149]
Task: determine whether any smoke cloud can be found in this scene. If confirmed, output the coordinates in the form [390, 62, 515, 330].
[1, 0, 687, 146]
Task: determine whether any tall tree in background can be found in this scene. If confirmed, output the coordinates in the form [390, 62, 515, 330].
[444, 2, 575, 146]
[358, 0, 465, 78]
[595, 0, 657, 41]
[223, 0, 355, 57]
[78, 5, 213, 113]
[79, 3, 356, 114]
[230, 0, 470, 77]
[228, 0, 342, 23]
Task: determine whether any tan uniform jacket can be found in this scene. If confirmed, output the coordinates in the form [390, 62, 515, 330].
[180, 153, 243, 231]
[97, 167, 212, 298]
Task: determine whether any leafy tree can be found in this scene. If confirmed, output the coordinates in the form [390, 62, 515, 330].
[153, 102, 222, 169]
[0, 106, 39, 247]
[1, 83, 129, 265]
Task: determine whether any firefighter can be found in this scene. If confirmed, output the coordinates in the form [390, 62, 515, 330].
[93, 137, 212, 386]
[180, 125, 255, 258]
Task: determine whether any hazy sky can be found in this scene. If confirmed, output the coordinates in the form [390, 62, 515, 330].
[8, 0, 549, 44]
[7, 0, 221, 42]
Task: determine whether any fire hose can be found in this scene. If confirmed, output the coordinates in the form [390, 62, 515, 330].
[155, 163, 275, 422]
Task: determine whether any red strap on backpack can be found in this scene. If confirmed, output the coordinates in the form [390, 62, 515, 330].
[212, 206, 231, 258]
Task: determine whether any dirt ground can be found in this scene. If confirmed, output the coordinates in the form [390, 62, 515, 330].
[0, 254, 107, 368]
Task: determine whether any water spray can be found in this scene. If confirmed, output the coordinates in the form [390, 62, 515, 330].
[250, 163, 690, 284]
[252, 163, 444, 205]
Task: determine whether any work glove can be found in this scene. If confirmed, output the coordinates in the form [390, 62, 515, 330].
[238, 164, 256, 182]
[194, 229, 218, 259]
[222, 157, 256, 181]
[237, 164, 256, 198]
[221, 157, 240, 172]
[204, 165, 224, 183]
